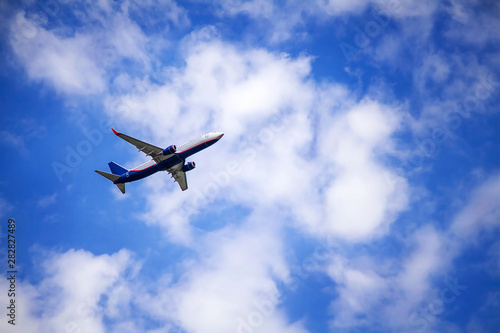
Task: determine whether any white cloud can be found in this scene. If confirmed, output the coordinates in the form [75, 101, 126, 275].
[317, 98, 408, 240]
[9, 12, 107, 95]
[450, 173, 500, 241]
[310, 0, 439, 20]
[214, 0, 275, 18]
[0, 118, 47, 158]
[326, 174, 500, 331]
[367, 1, 500, 139]
[201, 0, 440, 44]
[0, 130, 29, 157]
[0, 195, 13, 219]
[127, 0, 190, 27]
[6, 215, 305, 333]
[317, 0, 371, 16]
[0, 249, 135, 333]
[327, 255, 389, 327]
[105, 31, 409, 245]
[37, 193, 57, 208]
[100, 34, 412, 330]
[326, 226, 449, 331]
[399, 226, 444, 298]
[414, 53, 452, 90]
[444, 0, 500, 47]
[105, 34, 318, 242]
[8, 1, 178, 96]
[134, 218, 307, 333]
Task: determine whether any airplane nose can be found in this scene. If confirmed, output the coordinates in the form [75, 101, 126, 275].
[216, 132, 224, 140]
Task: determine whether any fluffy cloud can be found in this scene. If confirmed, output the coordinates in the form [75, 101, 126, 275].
[326, 174, 500, 331]
[8, 172, 498, 331]
[327, 254, 389, 327]
[104, 32, 409, 244]
[99, 30, 412, 333]
[0, 223, 305, 333]
[7, 0, 187, 96]
[9, 12, 107, 95]
[104, 32, 315, 242]
[135, 217, 307, 333]
[316, 98, 408, 240]
[0, 249, 134, 333]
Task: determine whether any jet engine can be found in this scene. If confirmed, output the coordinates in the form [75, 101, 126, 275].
[182, 161, 196, 172]
[162, 145, 176, 155]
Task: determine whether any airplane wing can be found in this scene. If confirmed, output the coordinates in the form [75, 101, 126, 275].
[112, 128, 172, 162]
[169, 169, 188, 191]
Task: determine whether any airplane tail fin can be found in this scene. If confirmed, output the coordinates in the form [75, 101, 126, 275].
[108, 161, 128, 175]
[95, 170, 126, 194]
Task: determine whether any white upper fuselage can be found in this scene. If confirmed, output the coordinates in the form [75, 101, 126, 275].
[176, 132, 224, 155]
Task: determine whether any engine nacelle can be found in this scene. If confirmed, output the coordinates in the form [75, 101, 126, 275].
[182, 161, 196, 172]
[162, 145, 176, 155]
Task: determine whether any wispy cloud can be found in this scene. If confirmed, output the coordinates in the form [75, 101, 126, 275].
[0, 195, 13, 218]
[37, 193, 57, 208]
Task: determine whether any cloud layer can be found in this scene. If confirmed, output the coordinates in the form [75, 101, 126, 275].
[2, 0, 499, 332]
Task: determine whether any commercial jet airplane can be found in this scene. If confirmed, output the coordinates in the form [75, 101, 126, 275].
[95, 129, 224, 193]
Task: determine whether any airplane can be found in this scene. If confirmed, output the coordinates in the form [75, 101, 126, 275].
[95, 128, 224, 193]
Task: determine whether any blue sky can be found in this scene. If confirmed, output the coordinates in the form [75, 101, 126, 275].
[0, 0, 499, 332]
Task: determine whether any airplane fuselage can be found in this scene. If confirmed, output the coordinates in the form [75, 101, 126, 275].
[114, 132, 223, 184]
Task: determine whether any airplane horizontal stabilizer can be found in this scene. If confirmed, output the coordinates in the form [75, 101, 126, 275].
[95, 170, 120, 182]
[95, 170, 126, 194]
